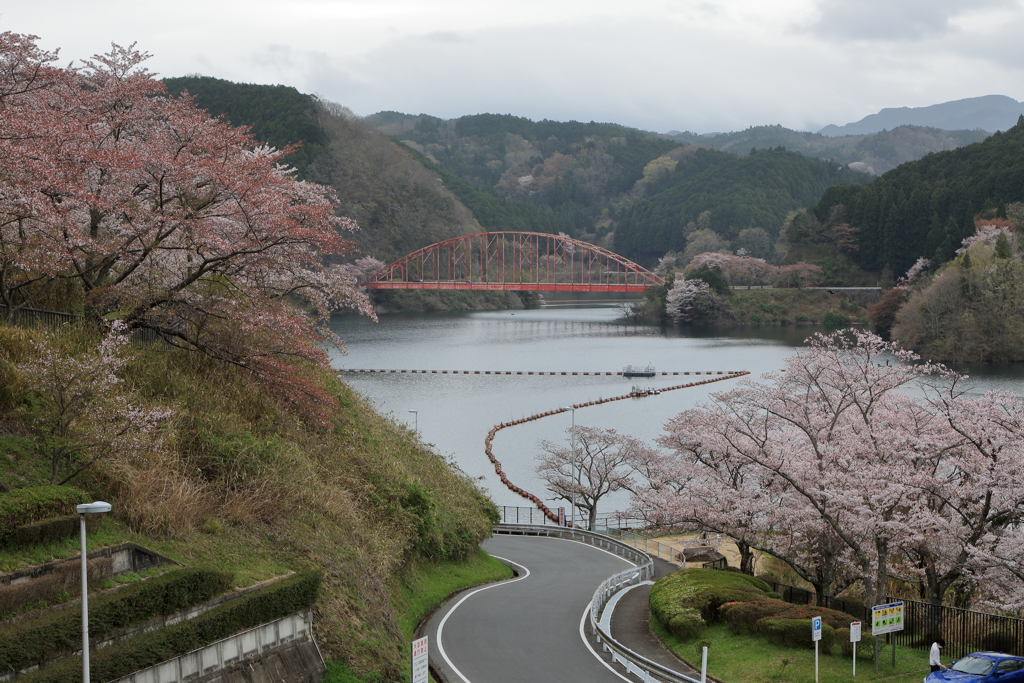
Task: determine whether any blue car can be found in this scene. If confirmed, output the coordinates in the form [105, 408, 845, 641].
[927, 652, 1024, 683]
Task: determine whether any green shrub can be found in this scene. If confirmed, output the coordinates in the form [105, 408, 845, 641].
[761, 617, 835, 651]
[665, 606, 707, 641]
[0, 568, 234, 674]
[5, 514, 101, 549]
[15, 571, 321, 683]
[0, 556, 112, 616]
[0, 487, 89, 542]
[649, 568, 778, 641]
[823, 312, 848, 327]
[764, 603, 858, 631]
[720, 599, 790, 634]
[836, 628, 876, 658]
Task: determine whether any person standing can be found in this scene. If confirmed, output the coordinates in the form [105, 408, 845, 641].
[931, 638, 947, 672]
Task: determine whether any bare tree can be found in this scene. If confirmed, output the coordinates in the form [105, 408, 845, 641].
[535, 426, 657, 530]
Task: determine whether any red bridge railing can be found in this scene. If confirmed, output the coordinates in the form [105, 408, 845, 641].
[362, 232, 664, 292]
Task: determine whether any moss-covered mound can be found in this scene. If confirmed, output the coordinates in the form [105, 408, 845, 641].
[649, 568, 778, 641]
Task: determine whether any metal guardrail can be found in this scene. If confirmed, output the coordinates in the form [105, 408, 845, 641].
[493, 524, 700, 683]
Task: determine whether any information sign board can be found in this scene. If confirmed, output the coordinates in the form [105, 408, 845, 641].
[812, 617, 823, 642]
[411, 636, 428, 683]
[871, 602, 905, 636]
[850, 621, 862, 642]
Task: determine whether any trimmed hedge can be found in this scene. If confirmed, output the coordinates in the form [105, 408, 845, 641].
[836, 628, 876, 659]
[650, 568, 779, 641]
[0, 487, 89, 542]
[5, 514, 101, 549]
[15, 571, 321, 683]
[0, 568, 234, 674]
[761, 617, 836, 651]
[759, 604, 859, 632]
[720, 599, 790, 634]
[0, 556, 112, 616]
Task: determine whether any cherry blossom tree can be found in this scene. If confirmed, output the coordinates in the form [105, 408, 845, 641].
[15, 322, 172, 485]
[665, 278, 710, 323]
[0, 34, 375, 423]
[535, 425, 657, 530]
[637, 329, 1024, 610]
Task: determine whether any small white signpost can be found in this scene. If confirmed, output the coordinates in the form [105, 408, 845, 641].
[850, 621, 862, 676]
[812, 616, 823, 683]
[411, 636, 428, 683]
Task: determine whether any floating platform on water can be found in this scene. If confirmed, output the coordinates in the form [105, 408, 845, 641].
[622, 364, 655, 377]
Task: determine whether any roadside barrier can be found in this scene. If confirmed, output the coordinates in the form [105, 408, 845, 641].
[483, 371, 750, 520]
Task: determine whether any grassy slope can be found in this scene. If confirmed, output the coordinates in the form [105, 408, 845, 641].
[0, 324, 501, 680]
[727, 290, 870, 325]
[654, 622, 930, 683]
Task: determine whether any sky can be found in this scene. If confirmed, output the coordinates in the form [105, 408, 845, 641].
[5, 0, 1024, 134]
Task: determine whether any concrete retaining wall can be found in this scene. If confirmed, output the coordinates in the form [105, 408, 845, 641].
[110, 612, 324, 683]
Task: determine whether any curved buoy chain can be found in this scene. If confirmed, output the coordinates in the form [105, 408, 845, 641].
[340, 369, 735, 376]
[484, 371, 751, 526]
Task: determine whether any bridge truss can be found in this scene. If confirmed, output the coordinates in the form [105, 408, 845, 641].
[362, 232, 664, 292]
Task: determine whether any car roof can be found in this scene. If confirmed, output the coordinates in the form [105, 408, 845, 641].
[966, 653, 1024, 661]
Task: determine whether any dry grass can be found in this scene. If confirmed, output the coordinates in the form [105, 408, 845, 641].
[1, 324, 497, 679]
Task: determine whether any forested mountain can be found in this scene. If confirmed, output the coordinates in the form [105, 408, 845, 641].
[814, 116, 1024, 277]
[369, 111, 681, 243]
[163, 76, 328, 175]
[614, 146, 871, 264]
[819, 95, 1024, 136]
[676, 125, 988, 176]
[162, 78, 478, 262]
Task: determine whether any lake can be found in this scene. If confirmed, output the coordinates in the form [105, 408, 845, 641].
[328, 302, 1024, 518]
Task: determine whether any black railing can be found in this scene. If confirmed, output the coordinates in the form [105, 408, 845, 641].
[712, 571, 1024, 659]
[0, 304, 80, 328]
[1, 305, 160, 345]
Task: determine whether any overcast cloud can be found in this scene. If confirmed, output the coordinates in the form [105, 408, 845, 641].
[4, 0, 1023, 133]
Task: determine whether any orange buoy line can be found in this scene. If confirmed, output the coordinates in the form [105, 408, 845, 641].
[339, 369, 741, 376]
[482, 370, 751, 526]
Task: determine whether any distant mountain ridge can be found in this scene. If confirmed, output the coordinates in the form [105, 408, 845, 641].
[819, 95, 1024, 136]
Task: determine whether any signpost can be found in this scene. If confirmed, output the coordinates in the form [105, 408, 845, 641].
[558, 507, 565, 526]
[871, 602, 905, 672]
[850, 621, 862, 676]
[812, 616, 823, 683]
[411, 636, 428, 683]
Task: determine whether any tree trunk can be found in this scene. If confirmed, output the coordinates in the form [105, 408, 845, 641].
[736, 540, 756, 575]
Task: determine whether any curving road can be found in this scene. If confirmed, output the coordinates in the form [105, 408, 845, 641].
[422, 534, 636, 683]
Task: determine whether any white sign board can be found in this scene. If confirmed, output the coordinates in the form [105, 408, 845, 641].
[812, 616, 823, 642]
[850, 621, 862, 642]
[411, 636, 428, 683]
[871, 602, 905, 636]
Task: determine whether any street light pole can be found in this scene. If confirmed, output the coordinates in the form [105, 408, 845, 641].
[564, 406, 576, 529]
[77, 501, 111, 683]
[408, 410, 418, 436]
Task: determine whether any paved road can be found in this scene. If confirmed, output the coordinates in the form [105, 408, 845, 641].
[423, 534, 636, 683]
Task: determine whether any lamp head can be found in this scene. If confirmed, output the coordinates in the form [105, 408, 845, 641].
[76, 501, 112, 515]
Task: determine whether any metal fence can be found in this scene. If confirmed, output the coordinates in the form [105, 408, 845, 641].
[0, 304, 80, 328]
[496, 506, 645, 531]
[1, 304, 160, 345]
[749, 575, 1024, 659]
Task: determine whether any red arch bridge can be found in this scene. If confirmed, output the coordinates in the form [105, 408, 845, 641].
[362, 232, 665, 293]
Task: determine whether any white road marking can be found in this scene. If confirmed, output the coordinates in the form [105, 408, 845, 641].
[435, 554, 529, 683]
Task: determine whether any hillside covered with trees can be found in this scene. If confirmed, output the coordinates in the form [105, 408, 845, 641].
[814, 116, 1024, 277]
[614, 146, 870, 264]
[674, 124, 988, 176]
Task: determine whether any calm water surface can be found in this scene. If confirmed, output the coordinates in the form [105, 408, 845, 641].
[328, 304, 1024, 515]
